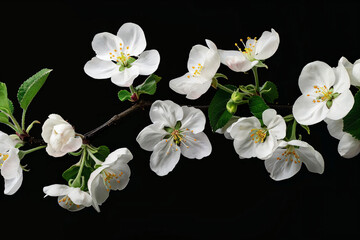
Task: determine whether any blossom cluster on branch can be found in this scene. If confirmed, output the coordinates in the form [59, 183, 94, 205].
[0, 22, 359, 212]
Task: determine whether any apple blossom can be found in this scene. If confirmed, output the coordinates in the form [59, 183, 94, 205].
[292, 61, 354, 125]
[169, 40, 220, 99]
[0, 131, 23, 195]
[264, 140, 325, 181]
[218, 28, 279, 72]
[227, 109, 286, 160]
[84, 22, 160, 87]
[43, 184, 93, 212]
[88, 148, 132, 212]
[339, 57, 360, 87]
[41, 114, 83, 157]
[136, 100, 212, 176]
[324, 118, 360, 158]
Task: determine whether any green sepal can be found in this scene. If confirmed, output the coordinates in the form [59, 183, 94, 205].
[164, 126, 173, 133]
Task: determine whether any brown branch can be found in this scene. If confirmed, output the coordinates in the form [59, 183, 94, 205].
[83, 100, 152, 142]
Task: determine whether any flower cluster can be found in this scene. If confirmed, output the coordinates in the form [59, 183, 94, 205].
[1, 22, 359, 212]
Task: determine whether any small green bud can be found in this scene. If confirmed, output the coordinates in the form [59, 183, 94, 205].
[226, 100, 238, 114]
[231, 91, 243, 104]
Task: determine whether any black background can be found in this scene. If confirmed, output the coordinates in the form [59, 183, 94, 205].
[1, 1, 359, 239]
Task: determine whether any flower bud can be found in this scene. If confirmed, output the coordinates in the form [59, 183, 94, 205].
[231, 91, 243, 104]
[226, 100, 238, 114]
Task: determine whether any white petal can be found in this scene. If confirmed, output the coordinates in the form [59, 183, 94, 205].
[43, 184, 71, 197]
[292, 94, 329, 125]
[4, 168, 22, 195]
[351, 60, 360, 86]
[117, 22, 146, 56]
[110, 65, 140, 87]
[92, 32, 122, 61]
[104, 148, 133, 166]
[149, 100, 183, 127]
[180, 132, 212, 159]
[229, 117, 260, 140]
[262, 109, 286, 139]
[88, 167, 109, 206]
[68, 188, 93, 207]
[264, 148, 302, 181]
[201, 47, 220, 80]
[255, 135, 278, 160]
[185, 78, 212, 100]
[298, 61, 335, 94]
[297, 145, 324, 174]
[84, 57, 117, 79]
[205, 39, 218, 51]
[338, 133, 360, 158]
[233, 136, 256, 159]
[180, 106, 206, 134]
[326, 89, 354, 120]
[218, 50, 254, 72]
[254, 28, 280, 60]
[45, 144, 66, 157]
[150, 139, 181, 176]
[324, 118, 345, 140]
[332, 62, 350, 93]
[41, 114, 66, 143]
[187, 44, 208, 72]
[132, 49, 160, 75]
[215, 116, 239, 140]
[109, 163, 131, 191]
[1, 148, 20, 179]
[61, 137, 82, 154]
[137, 123, 167, 151]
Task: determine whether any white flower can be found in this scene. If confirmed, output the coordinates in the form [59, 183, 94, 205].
[0, 131, 23, 195]
[227, 109, 286, 160]
[41, 114, 82, 157]
[324, 118, 360, 158]
[84, 22, 160, 87]
[264, 140, 325, 181]
[169, 40, 220, 100]
[88, 148, 132, 212]
[339, 56, 360, 87]
[292, 61, 354, 125]
[218, 28, 279, 72]
[215, 116, 239, 140]
[136, 100, 212, 176]
[43, 184, 93, 212]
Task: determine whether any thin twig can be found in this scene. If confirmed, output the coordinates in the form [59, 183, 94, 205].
[83, 100, 152, 141]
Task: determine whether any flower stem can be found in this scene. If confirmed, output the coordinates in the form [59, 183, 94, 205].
[252, 67, 260, 94]
[71, 148, 87, 188]
[217, 83, 235, 94]
[290, 119, 297, 140]
[129, 84, 136, 94]
[21, 108, 27, 131]
[18, 145, 46, 160]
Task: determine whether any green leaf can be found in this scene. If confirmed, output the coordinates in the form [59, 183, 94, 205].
[343, 91, 360, 140]
[135, 74, 161, 95]
[260, 81, 279, 104]
[248, 95, 269, 119]
[118, 90, 132, 101]
[17, 68, 52, 111]
[208, 84, 237, 131]
[93, 145, 110, 162]
[0, 82, 12, 124]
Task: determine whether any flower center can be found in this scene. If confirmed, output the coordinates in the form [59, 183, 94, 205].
[235, 36, 257, 61]
[250, 128, 268, 143]
[163, 123, 197, 154]
[102, 170, 124, 192]
[58, 195, 80, 208]
[109, 44, 136, 71]
[308, 85, 340, 108]
[276, 146, 301, 164]
[187, 63, 203, 79]
[0, 153, 9, 168]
